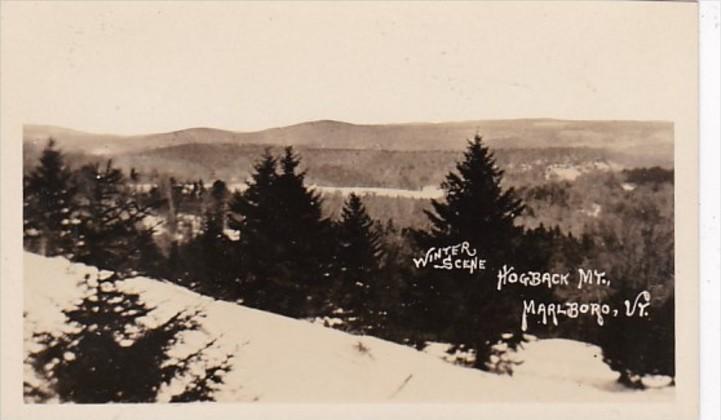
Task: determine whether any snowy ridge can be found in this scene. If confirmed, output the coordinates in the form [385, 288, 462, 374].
[23, 252, 673, 402]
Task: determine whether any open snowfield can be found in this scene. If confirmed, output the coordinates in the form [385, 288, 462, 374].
[23, 252, 673, 402]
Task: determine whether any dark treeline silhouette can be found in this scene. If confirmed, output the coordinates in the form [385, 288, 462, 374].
[622, 166, 673, 185]
[24, 135, 675, 392]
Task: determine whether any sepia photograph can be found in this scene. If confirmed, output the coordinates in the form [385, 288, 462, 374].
[1, 1, 701, 419]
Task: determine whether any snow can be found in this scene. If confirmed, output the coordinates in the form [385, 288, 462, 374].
[227, 182, 444, 199]
[311, 185, 444, 199]
[142, 214, 165, 235]
[621, 182, 637, 191]
[546, 165, 583, 181]
[223, 229, 240, 241]
[544, 161, 621, 181]
[581, 203, 602, 218]
[512, 339, 623, 390]
[137, 180, 444, 204]
[23, 252, 673, 402]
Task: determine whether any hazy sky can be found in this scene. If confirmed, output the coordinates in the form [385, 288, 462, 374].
[2, 1, 696, 134]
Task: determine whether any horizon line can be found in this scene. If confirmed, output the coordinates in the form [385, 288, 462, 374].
[22, 117, 674, 138]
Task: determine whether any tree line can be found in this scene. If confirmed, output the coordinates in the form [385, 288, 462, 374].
[24, 135, 675, 396]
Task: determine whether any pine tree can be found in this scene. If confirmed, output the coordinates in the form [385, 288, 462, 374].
[27, 271, 232, 403]
[23, 139, 77, 257]
[333, 193, 383, 331]
[72, 160, 162, 275]
[412, 135, 526, 371]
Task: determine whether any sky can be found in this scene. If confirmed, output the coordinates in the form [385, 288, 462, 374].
[2, 1, 697, 135]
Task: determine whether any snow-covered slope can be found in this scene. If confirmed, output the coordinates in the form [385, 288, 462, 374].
[23, 252, 673, 402]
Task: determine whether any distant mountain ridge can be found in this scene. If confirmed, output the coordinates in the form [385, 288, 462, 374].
[24, 118, 673, 154]
[24, 119, 673, 189]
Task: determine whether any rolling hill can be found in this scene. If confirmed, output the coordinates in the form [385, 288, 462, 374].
[23, 119, 674, 189]
[24, 118, 673, 154]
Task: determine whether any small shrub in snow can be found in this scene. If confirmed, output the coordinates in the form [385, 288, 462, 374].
[26, 271, 232, 403]
[354, 341, 373, 358]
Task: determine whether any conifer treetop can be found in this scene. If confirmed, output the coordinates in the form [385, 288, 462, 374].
[422, 134, 524, 246]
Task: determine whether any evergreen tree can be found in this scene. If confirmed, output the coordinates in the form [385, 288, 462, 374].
[412, 135, 526, 371]
[585, 192, 675, 386]
[27, 271, 232, 403]
[599, 286, 675, 388]
[271, 147, 334, 316]
[23, 139, 76, 257]
[129, 167, 140, 184]
[333, 193, 383, 331]
[373, 221, 418, 343]
[182, 180, 235, 298]
[198, 178, 207, 195]
[72, 160, 162, 275]
[206, 180, 230, 236]
[415, 135, 524, 252]
[228, 150, 280, 308]
[229, 147, 333, 317]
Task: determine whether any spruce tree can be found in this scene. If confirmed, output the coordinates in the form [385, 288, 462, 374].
[228, 150, 280, 309]
[271, 147, 333, 316]
[415, 135, 524, 252]
[229, 147, 332, 317]
[412, 135, 526, 370]
[206, 180, 230, 237]
[72, 160, 162, 275]
[373, 220, 418, 342]
[334, 193, 383, 331]
[184, 180, 235, 298]
[23, 139, 76, 257]
[599, 286, 675, 388]
[27, 271, 232, 403]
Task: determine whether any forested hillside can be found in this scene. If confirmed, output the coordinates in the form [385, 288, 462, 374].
[23, 131, 675, 402]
